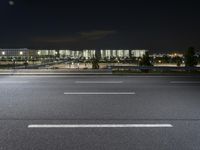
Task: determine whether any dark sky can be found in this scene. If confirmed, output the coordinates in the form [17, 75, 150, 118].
[0, 0, 200, 51]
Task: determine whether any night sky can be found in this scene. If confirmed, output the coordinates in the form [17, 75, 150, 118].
[0, 0, 200, 52]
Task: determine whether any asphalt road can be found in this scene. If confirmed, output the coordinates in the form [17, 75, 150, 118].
[0, 74, 200, 150]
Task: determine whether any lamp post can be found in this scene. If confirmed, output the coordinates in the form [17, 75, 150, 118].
[2, 51, 5, 61]
[19, 51, 23, 61]
[37, 51, 41, 64]
[12, 57, 16, 69]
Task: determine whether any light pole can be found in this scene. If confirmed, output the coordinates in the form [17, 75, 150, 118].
[37, 51, 41, 64]
[19, 51, 23, 61]
[12, 57, 16, 69]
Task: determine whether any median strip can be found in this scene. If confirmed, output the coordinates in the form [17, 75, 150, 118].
[28, 124, 173, 128]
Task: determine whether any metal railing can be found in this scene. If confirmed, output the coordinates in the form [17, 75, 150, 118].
[112, 66, 200, 71]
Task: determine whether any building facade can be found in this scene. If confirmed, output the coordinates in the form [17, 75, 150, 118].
[0, 48, 147, 60]
[0, 48, 30, 57]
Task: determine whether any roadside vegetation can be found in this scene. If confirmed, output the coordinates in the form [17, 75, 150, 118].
[185, 47, 198, 67]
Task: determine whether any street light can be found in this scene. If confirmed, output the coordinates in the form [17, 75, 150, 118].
[20, 51, 23, 55]
[2, 51, 5, 55]
[12, 57, 16, 69]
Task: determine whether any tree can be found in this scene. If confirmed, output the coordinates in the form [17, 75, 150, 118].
[24, 60, 29, 69]
[110, 57, 116, 63]
[185, 47, 198, 67]
[162, 55, 170, 63]
[175, 56, 182, 67]
[55, 50, 60, 58]
[91, 58, 99, 69]
[139, 52, 152, 66]
[92, 50, 100, 69]
[171, 56, 182, 67]
[139, 52, 153, 73]
[62, 54, 66, 59]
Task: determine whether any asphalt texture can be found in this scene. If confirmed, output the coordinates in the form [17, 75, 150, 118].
[0, 74, 200, 150]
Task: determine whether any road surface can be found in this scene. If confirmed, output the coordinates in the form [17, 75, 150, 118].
[0, 74, 200, 150]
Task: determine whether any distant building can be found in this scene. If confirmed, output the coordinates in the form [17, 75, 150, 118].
[168, 53, 184, 58]
[37, 49, 147, 59]
[0, 48, 147, 60]
[100, 49, 147, 59]
[0, 48, 30, 57]
[150, 53, 184, 58]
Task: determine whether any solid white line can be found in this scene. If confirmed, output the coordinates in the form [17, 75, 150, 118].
[75, 81, 123, 84]
[64, 92, 135, 95]
[28, 124, 173, 128]
[170, 81, 200, 84]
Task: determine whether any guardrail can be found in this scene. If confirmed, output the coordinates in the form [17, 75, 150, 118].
[0, 69, 113, 75]
[112, 66, 200, 71]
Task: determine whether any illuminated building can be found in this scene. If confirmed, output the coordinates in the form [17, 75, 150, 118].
[0, 48, 147, 59]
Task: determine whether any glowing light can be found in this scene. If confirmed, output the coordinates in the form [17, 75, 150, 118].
[9, 1, 15, 6]
[2, 51, 5, 55]
[20, 51, 23, 55]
